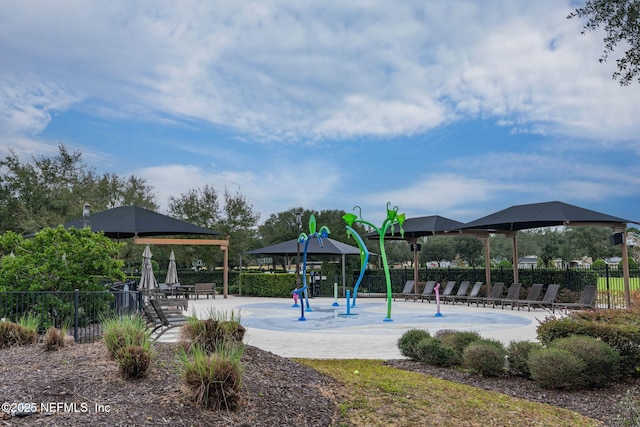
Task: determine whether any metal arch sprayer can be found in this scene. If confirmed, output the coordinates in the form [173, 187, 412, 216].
[343, 202, 405, 321]
[295, 214, 331, 318]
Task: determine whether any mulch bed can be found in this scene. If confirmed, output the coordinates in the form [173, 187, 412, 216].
[1, 340, 638, 426]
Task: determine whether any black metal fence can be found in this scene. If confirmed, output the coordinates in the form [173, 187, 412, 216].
[328, 265, 640, 308]
[0, 288, 142, 343]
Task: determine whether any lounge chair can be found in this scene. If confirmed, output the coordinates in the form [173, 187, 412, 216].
[148, 299, 188, 340]
[493, 282, 522, 309]
[430, 281, 456, 303]
[516, 283, 560, 311]
[468, 282, 505, 307]
[417, 281, 437, 302]
[397, 280, 416, 301]
[442, 281, 470, 304]
[552, 285, 598, 313]
[510, 283, 543, 311]
[450, 281, 483, 305]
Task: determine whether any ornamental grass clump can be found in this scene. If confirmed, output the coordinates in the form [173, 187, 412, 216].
[462, 338, 507, 377]
[42, 327, 66, 352]
[180, 343, 245, 411]
[0, 320, 38, 349]
[116, 343, 153, 380]
[101, 314, 150, 360]
[181, 309, 245, 354]
[397, 328, 431, 361]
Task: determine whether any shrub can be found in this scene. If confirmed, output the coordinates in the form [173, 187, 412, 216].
[528, 348, 586, 390]
[180, 344, 245, 411]
[116, 344, 152, 380]
[42, 327, 66, 352]
[181, 309, 245, 354]
[537, 311, 640, 377]
[101, 314, 150, 360]
[462, 339, 506, 377]
[0, 321, 37, 349]
[397, 329, 431, 361]
[416, 337, 460, 367]
[551, 335, 620, 388]
[506, 340, 543, 379]
[435, 330, 481, 357]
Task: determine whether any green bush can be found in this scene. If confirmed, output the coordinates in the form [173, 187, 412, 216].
[416, 337, 460, 367]
[435, 330, 481, 357]
[537, 310, 640, 377]
[528, 347, 586, 390]
[462, 339, 506, 377]
[239, 273, 300, 297]
[551, 335, 620, 388]
[397, 329, 431, 361]
[506, 340, 543, 379]
[180, 344, 245, 411]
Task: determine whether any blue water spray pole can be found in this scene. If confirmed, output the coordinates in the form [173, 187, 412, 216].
[345, 290, 351, 316]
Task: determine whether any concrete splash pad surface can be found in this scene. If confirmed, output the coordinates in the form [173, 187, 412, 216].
[186, 296, 546, 359]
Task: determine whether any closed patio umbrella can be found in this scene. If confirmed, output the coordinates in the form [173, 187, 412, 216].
[165, 250, 179, 285]
[139, 245, 158, 294]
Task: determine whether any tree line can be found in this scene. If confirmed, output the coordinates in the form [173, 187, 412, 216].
[0, 145, 634, 273]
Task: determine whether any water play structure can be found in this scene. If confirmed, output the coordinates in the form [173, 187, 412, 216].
[343, 203, 405, 321]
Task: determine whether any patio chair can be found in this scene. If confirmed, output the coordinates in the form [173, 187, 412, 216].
[397, 280, 416, 301]
[148, 299, 188, 340]
[442, 281, 470, 304]
[425, 281, 456, 303]
[516, 284, 560, 311]
[417, 281, 437, 302]
[552, 285, 598, 313]
[509, 283, 543, 311]
[449, 281, 483, 305]
[493, 282, 522, 309]
[468, 282, 505, 307]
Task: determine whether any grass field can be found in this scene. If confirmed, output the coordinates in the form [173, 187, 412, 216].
[297, 359, 601, 427]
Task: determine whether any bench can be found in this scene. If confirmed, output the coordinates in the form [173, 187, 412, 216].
[194, 283, 216, 299]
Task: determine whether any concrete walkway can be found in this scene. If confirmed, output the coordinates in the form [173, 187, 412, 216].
[159, 295, 553, 359]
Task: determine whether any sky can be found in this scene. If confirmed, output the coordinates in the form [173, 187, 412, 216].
[2, 1, 640, 227]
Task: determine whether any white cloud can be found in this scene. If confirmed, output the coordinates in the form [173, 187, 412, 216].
[4, 0, 639, 145]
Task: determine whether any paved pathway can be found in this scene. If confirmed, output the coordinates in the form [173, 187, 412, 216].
[158, 295, 551, 359]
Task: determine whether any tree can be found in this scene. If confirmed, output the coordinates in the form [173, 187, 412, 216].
[453, 236, 484, 267]
[419, 236, 456, 264]
[568, 0, 640, 85]
[168, 185, 260, 269]
[0, 226, 125, 292]
[0, 145, 157, 235]
[256, 208, 370, 272]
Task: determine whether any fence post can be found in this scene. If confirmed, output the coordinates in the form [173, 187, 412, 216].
[605, 264, 611, 309]
[74, 289, 79, 342]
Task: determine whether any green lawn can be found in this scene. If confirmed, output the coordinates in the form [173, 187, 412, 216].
[297, 359, 602, 427]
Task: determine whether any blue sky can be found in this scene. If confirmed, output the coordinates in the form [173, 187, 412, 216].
[2, 1, 640, 226]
